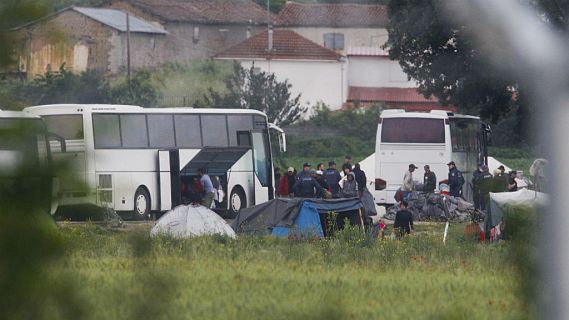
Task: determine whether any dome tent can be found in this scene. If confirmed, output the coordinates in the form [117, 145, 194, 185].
[151, 205, 236, 239]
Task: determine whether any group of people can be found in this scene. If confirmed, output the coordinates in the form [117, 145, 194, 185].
[401, 161, 465, 200]
[276, 156, 367, 199]
[472, 164, 518, 211]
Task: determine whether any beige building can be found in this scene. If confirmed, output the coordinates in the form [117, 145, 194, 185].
[275, 2, 389, 54]
[12, 6, 167, 77]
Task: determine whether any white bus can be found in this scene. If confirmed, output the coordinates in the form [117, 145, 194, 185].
[373, 109, 490, 205]
[0, 110, 64, 214]
[23, 104, 286, 219]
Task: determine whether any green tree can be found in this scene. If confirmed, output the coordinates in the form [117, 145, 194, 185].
[199, 62, 306, 126]
[109, 70, 160, 107]
[385, 0, 569, 146]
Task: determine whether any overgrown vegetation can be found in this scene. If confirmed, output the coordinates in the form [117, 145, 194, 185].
[0, 66, 160, 109]
[43, 222, 531, 319]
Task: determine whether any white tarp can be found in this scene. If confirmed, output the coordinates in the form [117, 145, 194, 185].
[151, 205, 236, 239]
[486, 189, 548, 230]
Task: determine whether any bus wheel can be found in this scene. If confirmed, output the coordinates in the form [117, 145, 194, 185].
[133, 187, 150, 220]
[229, 187, 246, 217]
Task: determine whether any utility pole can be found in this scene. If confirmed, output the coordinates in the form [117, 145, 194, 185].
[126, 12, 131, 82]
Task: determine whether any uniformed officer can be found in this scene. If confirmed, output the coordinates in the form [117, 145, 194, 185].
[293, 168, 325, 198]
[475, 165, 493, 211]
[447, 161, 465, 198]
[324, 161, 342, 196]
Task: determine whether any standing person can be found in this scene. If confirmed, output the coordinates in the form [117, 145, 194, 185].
[324, 161, 342, 196]
[339, 167, 352, 189]
[341, 172, 358, 198]
[423, 165, 437, 193]
[299, 163, 312, 178]
[447, 161, 465, 198]
[316, 163, 325, 172]
[475, 165, 493, 211]
[294, 168, 324, 198]
[508, 171, 518, 192]
[342, 155, 353, 172]
[274, 167, 281, 189]
[314, 170, 330, 198]
[278, 167, 295, 197]
[471, 163, 484, 210]
[402, 164, 417, 199]
[353, 163, 367, 196]
[496, 165, 509, 192]
[197, 168, 215, 208]
[393, 200, 414, 238]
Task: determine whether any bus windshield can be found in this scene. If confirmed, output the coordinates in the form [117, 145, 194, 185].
[0, 118, 49, 172]
[381, 118, 445, 143]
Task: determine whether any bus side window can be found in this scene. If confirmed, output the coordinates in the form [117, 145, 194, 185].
[175, 115, 202, 148]
[93, 115, 121, 148]
[228, 115, 253, 146]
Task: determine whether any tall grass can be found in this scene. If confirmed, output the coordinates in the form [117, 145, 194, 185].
[47, 222, 530, 319]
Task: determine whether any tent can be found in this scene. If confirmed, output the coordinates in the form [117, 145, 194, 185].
[231, 197, 365, 237]
[151, 205, 236, 239]
[485, 189, 548, 233]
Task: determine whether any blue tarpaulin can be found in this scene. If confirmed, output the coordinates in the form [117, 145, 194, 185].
[272, 202, 324, 238]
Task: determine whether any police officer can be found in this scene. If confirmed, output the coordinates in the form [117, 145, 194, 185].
[475, 165, 493, 211]
[324, 161, 342, 196]
[423, 165, 437, 193]
[294, 167, 325, 198]
[447, 161, 465, 198]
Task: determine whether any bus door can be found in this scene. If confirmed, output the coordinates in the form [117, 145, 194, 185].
[250, 130, 273, 204]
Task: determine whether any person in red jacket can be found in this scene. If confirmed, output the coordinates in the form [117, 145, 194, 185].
[278, 167, 296, 197]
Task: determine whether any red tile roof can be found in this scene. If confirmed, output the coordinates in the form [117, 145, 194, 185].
[348, 87, 439, 103]
[120, 0, 273, 24]
[276, 2, 388, 27]
[215, 29, 342, 61]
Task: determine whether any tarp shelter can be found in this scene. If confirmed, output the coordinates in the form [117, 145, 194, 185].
[151, 205, 236, 239]
[231, 197, 365, 237]
[485, 189, 547, 233]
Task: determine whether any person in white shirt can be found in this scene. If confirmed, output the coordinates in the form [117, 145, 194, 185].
[402, 164, 417, 199]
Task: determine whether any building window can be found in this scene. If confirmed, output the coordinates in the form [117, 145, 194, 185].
[193, 26, 200, 43]
[324, 33, 344, 50]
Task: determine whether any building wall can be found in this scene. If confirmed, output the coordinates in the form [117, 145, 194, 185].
[348, 56, 417, 88]
[15, 10, 114, 76]
[230, 59, 347, 115]
[108, 32, 168, 73]
[108, 1, 264, 62]
[285, 27, 388, 53]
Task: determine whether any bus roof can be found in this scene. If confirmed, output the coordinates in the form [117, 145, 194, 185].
[380, 109, 479, 120]
[0, 109, 40, 119]
[23, 104, 268, 117]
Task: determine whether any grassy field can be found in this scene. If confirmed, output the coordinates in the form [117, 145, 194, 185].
[18, 221, 530, 320]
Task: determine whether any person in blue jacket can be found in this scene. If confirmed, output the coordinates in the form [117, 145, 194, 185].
[323, 161, 342, 196]
[294, 167, 324, 198]
[447, 161, 465, 198]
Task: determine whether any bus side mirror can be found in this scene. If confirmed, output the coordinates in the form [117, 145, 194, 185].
[278, 132, 287, 153]
[48, 133, 66, 153]
[268, 123, 287, 153]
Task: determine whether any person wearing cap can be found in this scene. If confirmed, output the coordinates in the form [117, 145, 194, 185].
[278, 167, 296, 197]
[293, 167, 325, 198]
[403, 164, 417, 198]
[475, 165, 493, 211]
[314, 170, 330, 198]
[423, 165, 437, 193]
[342, 155, 353, 172]
[447, 161, 465, 198]
[324, 161, 342, 196]
[496, 165, 509, 192]
[299, 162, 312, 178]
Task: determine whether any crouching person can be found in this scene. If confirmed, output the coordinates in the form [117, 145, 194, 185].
[393, 200, 414, 238]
